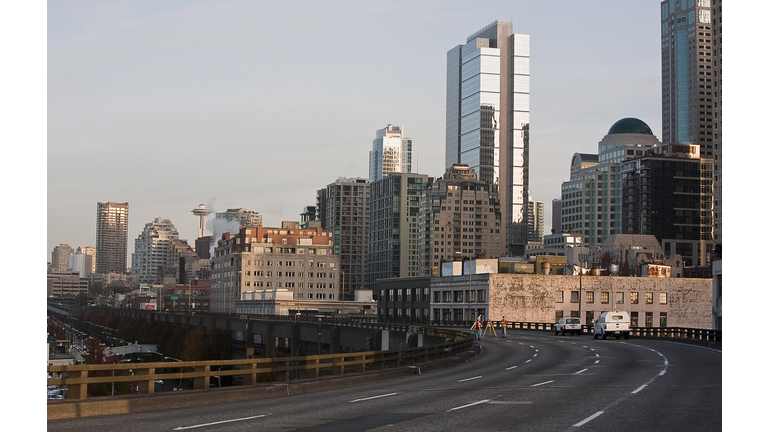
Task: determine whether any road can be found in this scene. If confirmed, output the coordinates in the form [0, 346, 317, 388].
[48, 329, 722, 431]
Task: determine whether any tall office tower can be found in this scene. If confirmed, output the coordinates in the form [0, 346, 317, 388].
[560, 118, 661, 247]
[369, 124, 413, 182]
[660, 0, 714, 159]
[621, 143, 713, 266]
[710, 0, 722, 247]
[368, 172, 428, 294]
[131, 217, 180, 284]
[418, 164, 502, 275]
[96, 202, 129, 274]
[446, 20, 530, 256]
[319, 178, 370, 301]
[51, 244, 74, 271]
[526, 200, 544, 243]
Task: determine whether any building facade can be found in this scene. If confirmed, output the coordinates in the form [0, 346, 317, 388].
[527, 200, 544, 242]
[47, 270, 89, 297]
[621, 143, 713, 267]
[446, 20, 530, 256]
[369, 124, 413, 182]
[430, 273, 712, 329]
[96, 202, 129, 274]
[559, 118, 661, 247]
[319, 178, 370, 301]
[211, 224, 340, 313]
[214, 208, 263, 229]
[661, 0, 715, 158]
[418, 164, 503, 275]
[131, 218, 181, 284]
[368, 172, 429, 295]
[51, 244, 74, 271]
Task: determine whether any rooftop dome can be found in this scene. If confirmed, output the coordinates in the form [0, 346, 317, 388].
[607, 118, 653, 136]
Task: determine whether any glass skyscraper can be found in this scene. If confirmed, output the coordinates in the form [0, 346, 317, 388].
[660, 0, 714, 157]
[445, 20, 530, 256]
[369, 124, 413, 182]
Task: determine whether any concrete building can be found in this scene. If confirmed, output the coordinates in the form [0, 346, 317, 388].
[621, 143, 713, 267]
[369, 124, 413, 182]
[211, 224, 340, 313]
[418, 164, 503, 275]
[377, 276, 432, 324]
[96, 202, 129, 274]
[47, 270, 89, 297]
[319, 178, 370, 301]
[131, 218, 181, 284]
[51, 244, 74, 271]
[431, 273, 712, 329]
[368, 172, 429, 295]
[68, 247, 94, 278]
[559, 118, 661, 247]
[445, 20, 530, 256]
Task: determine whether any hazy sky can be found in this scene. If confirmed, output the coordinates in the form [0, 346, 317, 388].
[47, 0, 665, 260]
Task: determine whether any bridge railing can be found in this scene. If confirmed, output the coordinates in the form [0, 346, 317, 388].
[430, 320, 721, 342]
[47, 329, 473, 400]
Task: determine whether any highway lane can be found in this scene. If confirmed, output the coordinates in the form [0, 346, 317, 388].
[48, 329, 722, 431]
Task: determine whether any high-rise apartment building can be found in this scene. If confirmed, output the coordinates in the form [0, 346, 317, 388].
[96, 202, 129, 274]
[418, 164, 503, 275]
[559, 118, 661, 246]
[445, 20, 530, 256]
[621, 143, 713, 266]
[660, 0, 714, 159]
[369, 124, 413, 182]
[527, 200, 544, 243]
[319, 178, 370, 301]
[368, 172, 428, 294]
[131, 217, 180, 284]
[51, 244, 74, 271]
[69, 246, 95, 278]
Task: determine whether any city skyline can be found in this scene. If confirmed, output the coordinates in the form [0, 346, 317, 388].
[48, 2, 666, 259]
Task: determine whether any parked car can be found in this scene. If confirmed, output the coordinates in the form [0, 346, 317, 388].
[554, 317, 583, 335]
[594, 310, 631, 339]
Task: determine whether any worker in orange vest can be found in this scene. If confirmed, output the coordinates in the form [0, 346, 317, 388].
[501, 316, 508, 338]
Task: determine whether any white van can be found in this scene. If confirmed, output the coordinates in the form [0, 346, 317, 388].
[593, 310, 631, 339]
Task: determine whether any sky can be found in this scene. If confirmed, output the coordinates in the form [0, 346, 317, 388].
[45, 0, 665, 260]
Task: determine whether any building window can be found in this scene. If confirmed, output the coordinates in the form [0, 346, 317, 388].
[555, 310, 564, 321]
[601, 292, 609, 304]
[645, 312, 653, 327]
[631, 292, 639, 304]
[586, 291, 594, 303]
[555, 291, 564, 303]
[660, 312, 668, 328]
[645, 292, 653, 304]
[570, 291, 580, 303]
[616, 292, 624, 304]
[660, 293, 668, 304]
[630, 312, 638, 329]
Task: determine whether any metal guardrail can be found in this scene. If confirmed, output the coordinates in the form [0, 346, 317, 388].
[47, 329, 473, 400]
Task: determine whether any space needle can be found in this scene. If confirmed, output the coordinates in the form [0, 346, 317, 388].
[191, 204, 212, 239]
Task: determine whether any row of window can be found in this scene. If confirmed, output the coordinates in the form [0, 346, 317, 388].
[555, 290, 668, 305]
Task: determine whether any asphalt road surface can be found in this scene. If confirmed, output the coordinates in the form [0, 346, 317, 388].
[48, 329, 722, 431]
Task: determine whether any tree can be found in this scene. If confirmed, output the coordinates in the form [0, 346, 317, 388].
[89, 282, 104, 298]
[82, 336, 128, 396]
